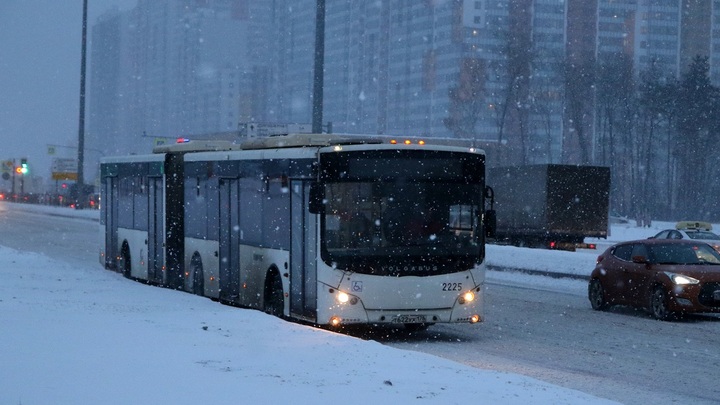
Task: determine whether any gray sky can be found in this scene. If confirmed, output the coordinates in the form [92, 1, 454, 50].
[0, 0, 136, 183]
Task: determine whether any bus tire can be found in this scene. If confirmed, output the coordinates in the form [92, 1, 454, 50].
[191, 253, 204, 296]
[120, 243, 131, 279]
[264, 270, 284, 318]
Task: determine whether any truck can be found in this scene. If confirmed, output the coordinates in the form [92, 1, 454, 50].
[488, 164, 610, 251]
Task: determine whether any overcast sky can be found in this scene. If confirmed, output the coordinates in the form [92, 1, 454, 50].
[0, 0, 136, 182]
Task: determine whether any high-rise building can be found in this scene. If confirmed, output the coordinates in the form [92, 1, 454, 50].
[88, 0, 720, 174]
[681, 0, 712, 77]
[87, 7, 132, 160]
[89, 0, 275, 161]
[596, 0, 718, 82]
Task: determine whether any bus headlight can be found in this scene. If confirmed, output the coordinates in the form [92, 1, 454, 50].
[458, 291, 475, 305]
[337, 291, 350, 304]
[331, 289, 358, 305]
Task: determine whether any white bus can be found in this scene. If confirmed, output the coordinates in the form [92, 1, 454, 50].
[99, 133, 495, 330]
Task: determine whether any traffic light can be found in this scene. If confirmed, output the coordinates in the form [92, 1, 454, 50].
[19, 158, 28, 174]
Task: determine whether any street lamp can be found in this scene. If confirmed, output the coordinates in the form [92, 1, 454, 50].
[75, 0, 88, 208]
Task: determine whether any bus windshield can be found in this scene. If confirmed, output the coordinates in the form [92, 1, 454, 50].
[321, 180, 482, 275]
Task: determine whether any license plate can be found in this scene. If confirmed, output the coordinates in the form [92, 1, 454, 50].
[391, 315, 427, 323]
[714, 291, 720, 301]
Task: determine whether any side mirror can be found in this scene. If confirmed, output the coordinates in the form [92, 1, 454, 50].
[484, 209, 497, 239]
[484, 185, 496, 239]
[631, 255, 647, 264]
[309, 182, 325, 214]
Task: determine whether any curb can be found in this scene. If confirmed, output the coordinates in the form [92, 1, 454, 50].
[487, 264, 590, 281]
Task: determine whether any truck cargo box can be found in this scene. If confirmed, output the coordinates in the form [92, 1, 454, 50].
[488, 164, 610, 250]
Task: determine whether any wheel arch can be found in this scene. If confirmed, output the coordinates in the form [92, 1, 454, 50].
[188, 251, 204, 296]
[120, 240, 132, 278]
[263, 265, 287, 317]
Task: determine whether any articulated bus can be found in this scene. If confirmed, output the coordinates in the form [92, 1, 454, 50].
[99, 133, 495, 330]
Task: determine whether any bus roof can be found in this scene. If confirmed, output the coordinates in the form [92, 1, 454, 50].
[152, 133, 485, 154]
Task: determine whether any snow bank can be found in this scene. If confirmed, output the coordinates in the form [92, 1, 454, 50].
[0, 244, 618, 404]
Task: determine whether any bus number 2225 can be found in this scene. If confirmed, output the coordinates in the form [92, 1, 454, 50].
[442, 282, 462, 291]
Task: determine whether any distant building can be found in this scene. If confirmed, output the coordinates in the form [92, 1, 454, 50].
[88, 0, 720, 174]
[88, 0, 275, 163]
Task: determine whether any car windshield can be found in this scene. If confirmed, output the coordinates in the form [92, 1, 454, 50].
[647, 243, 720, 265]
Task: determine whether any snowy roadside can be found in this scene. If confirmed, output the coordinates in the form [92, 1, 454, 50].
[0, 243, 620, 404]
[0, 201, 687, 404]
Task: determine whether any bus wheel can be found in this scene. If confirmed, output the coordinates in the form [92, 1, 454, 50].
[120, 244, 131, 279]
[191, 253, 204, 296]
[264, 271, 284, 318]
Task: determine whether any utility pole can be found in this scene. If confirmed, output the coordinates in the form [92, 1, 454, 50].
[312, 0, 325, 134]
[76, 0, 88, 208]
[10, 159, 16, 200]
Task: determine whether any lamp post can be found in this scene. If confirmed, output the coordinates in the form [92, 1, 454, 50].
[76, 0, 88, 208]
[312, 0, 325, 134]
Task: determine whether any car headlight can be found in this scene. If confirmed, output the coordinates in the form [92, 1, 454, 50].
[664, 272, 700, 285]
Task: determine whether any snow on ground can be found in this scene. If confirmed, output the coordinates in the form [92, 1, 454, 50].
[0, 203, 685, 404]
[488, 219, 681, 278]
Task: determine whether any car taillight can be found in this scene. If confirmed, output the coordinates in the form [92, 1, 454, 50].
[596, 255, 604, 264]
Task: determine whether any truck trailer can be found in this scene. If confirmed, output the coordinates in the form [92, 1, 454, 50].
[488, 164, 610, 251]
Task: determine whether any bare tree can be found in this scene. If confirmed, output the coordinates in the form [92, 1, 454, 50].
[443, 58, 485, 139]
[637, 63, 676, 219]
[673, 56, 718, 218]
[594, 53, 635, 217]
[487, 7, 534, 165]
[562, 59, 595, 165]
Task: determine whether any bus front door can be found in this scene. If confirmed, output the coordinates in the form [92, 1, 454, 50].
[102, 176, 118, 270]
[290, 180, 318, 321]
[148, 177, 164, 284]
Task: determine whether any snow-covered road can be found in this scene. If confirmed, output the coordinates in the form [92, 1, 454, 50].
[1, 202, 718, 404]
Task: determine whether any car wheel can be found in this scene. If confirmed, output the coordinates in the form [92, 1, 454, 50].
[650, 286, 674, 321]
[588, 279, 609, 311]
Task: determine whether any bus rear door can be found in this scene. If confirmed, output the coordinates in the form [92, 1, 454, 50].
[219, 177, 241, 303]
[147, 176, 164, 284]
[289, 180, 318, 321]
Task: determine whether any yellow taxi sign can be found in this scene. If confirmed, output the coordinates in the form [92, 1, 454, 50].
[676, 221, 712, 231]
